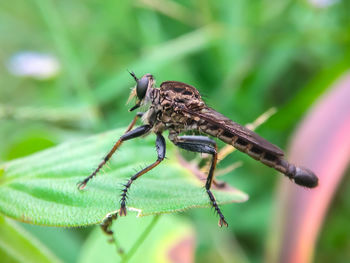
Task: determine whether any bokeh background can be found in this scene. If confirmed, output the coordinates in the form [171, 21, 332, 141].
[0, 0, 349, 262]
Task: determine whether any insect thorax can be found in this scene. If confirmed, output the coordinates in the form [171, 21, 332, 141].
[142, 86, 203, 135]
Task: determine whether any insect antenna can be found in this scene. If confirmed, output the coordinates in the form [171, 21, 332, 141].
[127, 70, 138, 82]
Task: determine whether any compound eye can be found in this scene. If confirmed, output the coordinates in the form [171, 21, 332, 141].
[136, 76, 149, 100]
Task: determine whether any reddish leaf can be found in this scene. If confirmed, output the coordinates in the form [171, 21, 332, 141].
[266, 72, 350, 263]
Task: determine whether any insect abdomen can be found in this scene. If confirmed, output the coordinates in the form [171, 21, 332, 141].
[201, 124, 279, 163]
[228, 135, 318, 187]
[218, 131, 282, 168]
[201, 125, 318, 188]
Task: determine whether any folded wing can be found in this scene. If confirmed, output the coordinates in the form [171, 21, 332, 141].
[183, 106, 284, 156]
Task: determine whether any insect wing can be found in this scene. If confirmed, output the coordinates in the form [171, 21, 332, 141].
[183, 107, 284, 156]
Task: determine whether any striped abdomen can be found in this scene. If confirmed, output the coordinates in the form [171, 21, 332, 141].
[200, 124, 318, 188]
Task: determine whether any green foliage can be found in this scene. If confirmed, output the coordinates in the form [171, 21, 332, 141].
[0, 0, 349, 262]
[0, 128, 247, 226]
[0, 215, 60, 263]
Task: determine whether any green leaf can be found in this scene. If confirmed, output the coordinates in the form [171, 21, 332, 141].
[0, 128, 248, 227]
[0, 215, 60, 263]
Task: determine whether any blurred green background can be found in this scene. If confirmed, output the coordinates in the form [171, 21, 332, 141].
[0, 0, 349, 262]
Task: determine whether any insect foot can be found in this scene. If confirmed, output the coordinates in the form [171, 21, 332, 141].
[119, 181, 131, 216]
[119, 202, 127, 216]
[76, 180, 88, 190]
[206, 189, 228, 227]
[219, 217, 228, 228]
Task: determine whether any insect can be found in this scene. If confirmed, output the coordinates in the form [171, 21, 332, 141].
[77, 72, 318, 227]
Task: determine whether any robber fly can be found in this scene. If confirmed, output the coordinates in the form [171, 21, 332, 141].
[77, 73, 318, 227]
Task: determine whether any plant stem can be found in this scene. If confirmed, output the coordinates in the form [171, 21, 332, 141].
[121, 215, 160, 263]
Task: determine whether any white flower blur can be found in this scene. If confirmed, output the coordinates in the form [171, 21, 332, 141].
[309, 0, 339, 8]
[7, 51, 60, 80]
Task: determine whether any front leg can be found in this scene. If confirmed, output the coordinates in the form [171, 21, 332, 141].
[77, 124, 151, 190]
[119, 133, 166, 216]
[125, 112, 144, 133]
[171, 135, 228, 227]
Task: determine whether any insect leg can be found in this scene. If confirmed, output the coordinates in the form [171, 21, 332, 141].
[125, 112, 144, 133]
[213, 179, 227, 188]
[120, 133, 166, 216]
[100, 212, 118, 243]
[173, 135, 228, 227]
[77, 124, 151, 190]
